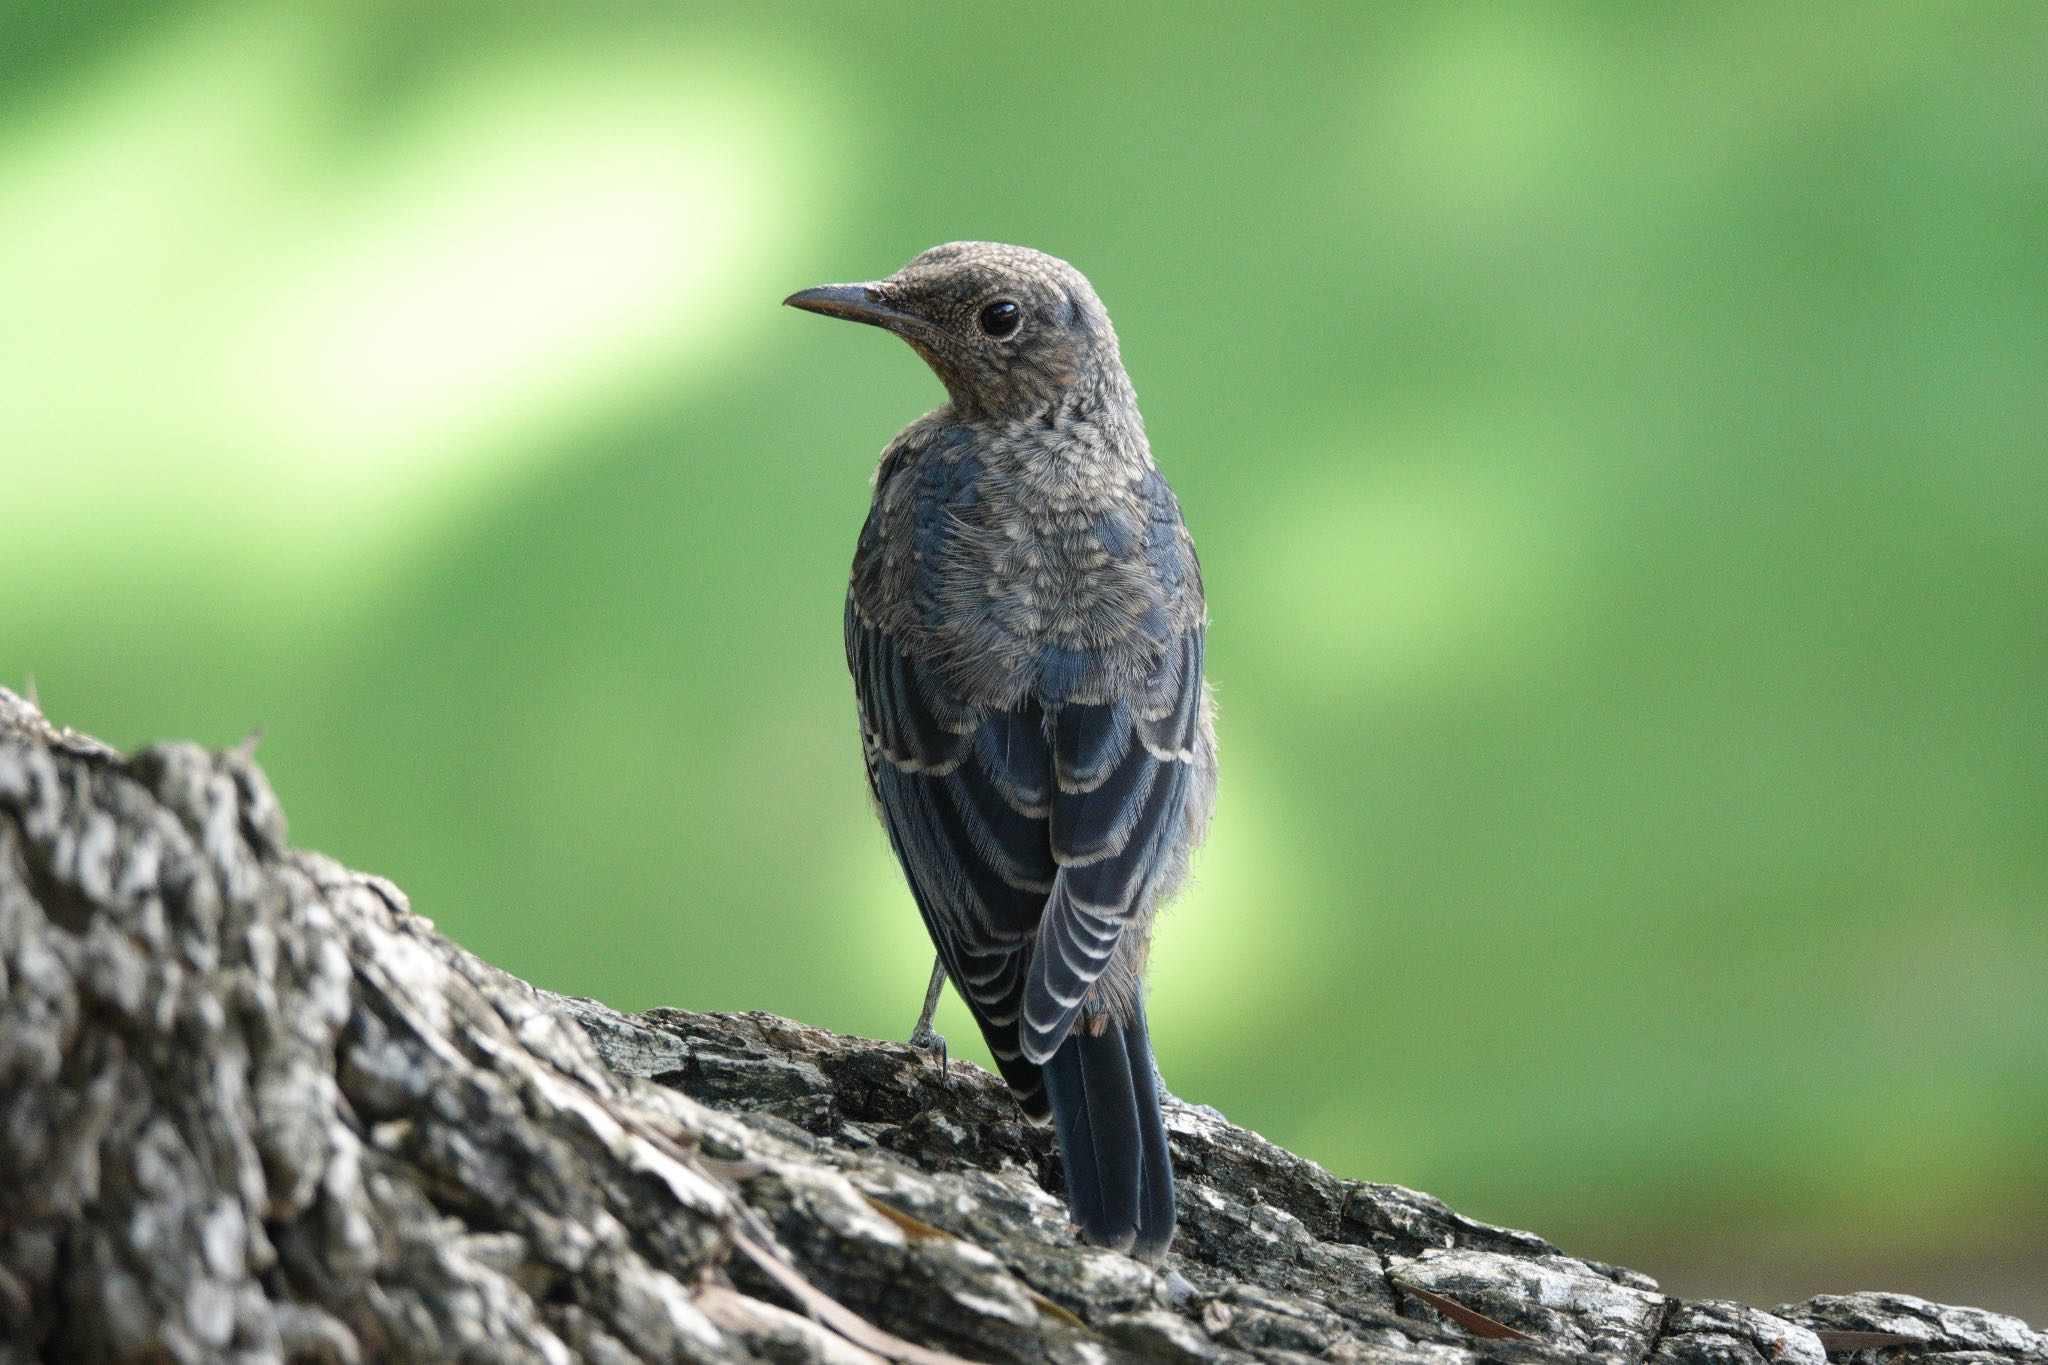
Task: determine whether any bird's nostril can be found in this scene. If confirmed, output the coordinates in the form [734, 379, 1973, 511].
[863, 287, 886, 303]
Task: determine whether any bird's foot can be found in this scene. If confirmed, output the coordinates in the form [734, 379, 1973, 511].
[907, 1020, 949, 1080]
[907, 956, 950, 1080]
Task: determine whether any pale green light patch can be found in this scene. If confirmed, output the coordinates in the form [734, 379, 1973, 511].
[1247, 438, 1580, 703]
[841, 818, 937, 981]
[1291, 1094, 1436, 1196]
[0, 5, 815, 602]
[1146, 743, 1315, 1056]
[247, 54, 795, 532]
[1353, 9, 1594, 233]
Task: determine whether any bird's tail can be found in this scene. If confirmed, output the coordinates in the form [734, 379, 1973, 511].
[1040, 1000, 1176, 1259]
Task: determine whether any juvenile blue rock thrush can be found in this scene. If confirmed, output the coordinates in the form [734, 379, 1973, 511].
[787, 242, 1215, 1259]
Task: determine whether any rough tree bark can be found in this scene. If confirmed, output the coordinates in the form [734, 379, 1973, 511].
[0, 685, 2040, 1365]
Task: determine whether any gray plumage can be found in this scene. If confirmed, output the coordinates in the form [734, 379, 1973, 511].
[787, 242, 1216, 1258]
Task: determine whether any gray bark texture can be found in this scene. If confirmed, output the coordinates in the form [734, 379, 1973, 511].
[1, 684, 2040, 1365]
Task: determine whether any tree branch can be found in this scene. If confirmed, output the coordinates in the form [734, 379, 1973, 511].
[2, 686, 2039, 1364]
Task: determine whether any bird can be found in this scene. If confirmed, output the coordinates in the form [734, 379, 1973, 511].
[786, 242, 1216, 1259]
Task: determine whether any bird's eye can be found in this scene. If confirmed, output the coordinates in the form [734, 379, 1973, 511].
[977, 299, 1021, 338]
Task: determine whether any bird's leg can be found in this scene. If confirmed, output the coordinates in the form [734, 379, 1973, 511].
[908, 956, 948, 1077]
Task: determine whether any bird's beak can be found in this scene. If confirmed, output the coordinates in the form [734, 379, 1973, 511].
[782, 282, 922, 332]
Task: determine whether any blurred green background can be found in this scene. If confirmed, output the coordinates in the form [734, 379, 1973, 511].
[6, 0, 2043, 1318]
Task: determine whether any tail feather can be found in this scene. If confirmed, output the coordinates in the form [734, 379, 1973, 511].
[1042, 1007, 1176, 1258]
[1126, 1002, 1176, 1260]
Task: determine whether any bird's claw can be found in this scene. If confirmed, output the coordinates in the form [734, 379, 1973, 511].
[908, 1022, 949, 1080]
[907, 957, 950, 1080]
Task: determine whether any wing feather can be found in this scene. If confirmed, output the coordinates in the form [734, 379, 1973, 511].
[1020, 628, 1204, 1064]
[850, 603, 1053, 1117]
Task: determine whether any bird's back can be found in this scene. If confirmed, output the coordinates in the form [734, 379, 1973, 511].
[852, 409, 1207, 714]
[849, 402, 1214, 1022]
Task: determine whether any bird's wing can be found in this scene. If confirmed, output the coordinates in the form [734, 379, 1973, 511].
[846, 597, 1059, 1116]
[1021, 626, 1204, 1064]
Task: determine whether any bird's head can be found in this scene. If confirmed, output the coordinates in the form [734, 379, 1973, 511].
[785, 242, 1129, 421]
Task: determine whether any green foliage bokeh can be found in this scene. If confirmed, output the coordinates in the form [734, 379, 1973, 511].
[5, 1, 2042, 1313]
